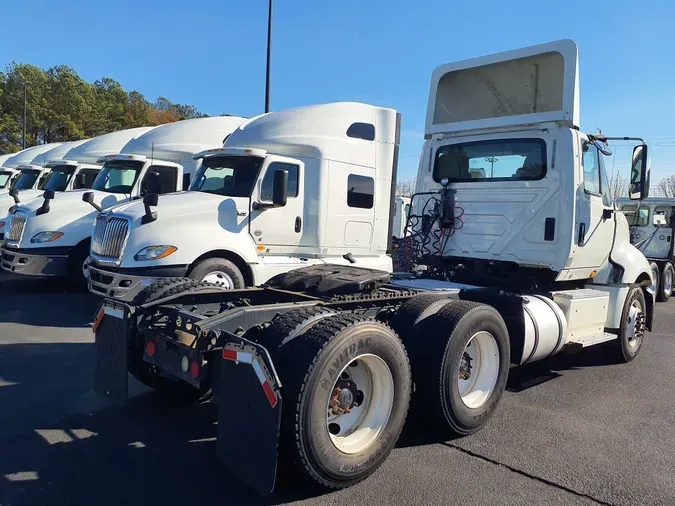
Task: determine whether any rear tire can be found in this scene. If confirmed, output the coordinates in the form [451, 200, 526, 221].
[650, 262, 661, 301]
[188, 258, 245, 289]
[275, 314, 412, 489]
[391, 293, 454, 342]
[411, 300, 510, 436]
[658, 262, 674, 302]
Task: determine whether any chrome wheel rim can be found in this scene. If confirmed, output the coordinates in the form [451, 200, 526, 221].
[651, 265, 659, 294]
[202, 271, 234, 289]
[326, 353, 394, 454]
[626, 299, 646, 349]
[665, 269, 673, 296]
[458, 331, 500, 409]
[82, 256, 91, 279]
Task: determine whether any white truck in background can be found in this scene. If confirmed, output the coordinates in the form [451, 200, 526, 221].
[0, 127, 154, 241]
[1, 117, 245, 288]
[392, 195, 410, 239]
[92, 40, 655, 495]
[85, 103, 396, 300]
[0, 142, 64, 195]
[0, 153, 18, 189]
[617, 197, 675, 301]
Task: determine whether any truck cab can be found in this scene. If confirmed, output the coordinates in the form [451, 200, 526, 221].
[85, 102, 399, 300]
[616, 197, 675, 301]
[1, 117, 244, 287]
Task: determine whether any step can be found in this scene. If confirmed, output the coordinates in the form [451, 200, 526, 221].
[564, 332, 617, 352]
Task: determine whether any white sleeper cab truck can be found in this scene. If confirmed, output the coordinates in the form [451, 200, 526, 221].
[86, 103, 396, 300]
[617, 197, 675, 301]
[0, 153, 18, 189]
[0, 142, 63, 196]
[1, 127, 154, 224]
[1, 117, 244, 288]
[92, 40, 654, 496]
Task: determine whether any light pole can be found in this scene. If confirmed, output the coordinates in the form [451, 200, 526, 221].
[22, 80, 31, 149]
[264, 0, 272, 113]
[485, 156, 498, 178]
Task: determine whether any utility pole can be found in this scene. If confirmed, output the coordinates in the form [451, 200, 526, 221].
[485, 156, 498, 178]
[264, 0, 273, 113]
[22, 80, 30, 149]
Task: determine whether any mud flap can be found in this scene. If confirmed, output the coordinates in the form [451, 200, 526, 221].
[214, 348, 282, 496]
[93, 303, 130, 406]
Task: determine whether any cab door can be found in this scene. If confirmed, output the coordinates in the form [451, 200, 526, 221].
[249, 156, 304, 250]
[569, 137, 615, 270]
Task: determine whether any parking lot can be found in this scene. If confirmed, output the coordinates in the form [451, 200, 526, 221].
[1, 272, 675, 506]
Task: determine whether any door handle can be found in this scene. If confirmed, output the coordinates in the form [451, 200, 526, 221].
[578, 223, 586, 246]
[295, 216, 302, 233]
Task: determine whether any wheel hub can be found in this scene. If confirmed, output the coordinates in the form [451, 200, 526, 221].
[459, 352, 473, 381]
[329, 379, 358, 416]
[626, 301, 646, 348]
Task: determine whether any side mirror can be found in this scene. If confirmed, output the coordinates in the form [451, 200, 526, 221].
[8, 187, 19, 204]
[75, 172, 87, 189]
[629, 144, 649, 200]
[182, 173, 191, 191]
[272, 169, 288, 208]
[144, 171, 161, 196]
[82, 191, 102, 212]
[36, 190, 55, 216]
[141, 193, 159, 224]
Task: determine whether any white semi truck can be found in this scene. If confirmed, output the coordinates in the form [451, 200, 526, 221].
[1, 117, 245, 287]
[0, 142, 64, 195]
[0, 153, 18, 189]
[84, 103, 395, 300]
[91, 40, 653, 496]
[617, 197, 675, 301]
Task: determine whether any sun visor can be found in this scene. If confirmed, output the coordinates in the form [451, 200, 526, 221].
[425, 40, 579, 136]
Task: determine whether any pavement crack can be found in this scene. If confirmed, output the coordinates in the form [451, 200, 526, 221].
[442, 443, 617, 506]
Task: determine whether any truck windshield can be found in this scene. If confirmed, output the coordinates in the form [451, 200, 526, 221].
[91, 160, 143, 194]
[191, 155, 264, 196]
[10, 170, 41, 190]
[39, 165, 77, 191]
[433, 138, 547, 183]
[0, 171, 12, 188]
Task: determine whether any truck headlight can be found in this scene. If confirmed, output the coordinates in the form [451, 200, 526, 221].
[134, 245, 178, 261]
[30, 231, 64, 243]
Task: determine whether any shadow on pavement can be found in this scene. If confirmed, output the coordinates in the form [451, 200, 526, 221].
[0, 272, 100, 328]
[0, 390, 332, 506]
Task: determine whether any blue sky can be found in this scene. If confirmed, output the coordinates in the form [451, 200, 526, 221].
[2, 0, 675, 180]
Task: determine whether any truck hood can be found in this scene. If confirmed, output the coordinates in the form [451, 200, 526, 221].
[111, 191, 250, 223]
[0, 190, 44, 221]
[17, 189, 127, 217]
[110, 192, 256, 268]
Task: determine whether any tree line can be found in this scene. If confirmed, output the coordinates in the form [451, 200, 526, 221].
[0, 62, 215, 155]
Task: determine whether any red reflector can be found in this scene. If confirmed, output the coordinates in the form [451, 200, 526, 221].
[92, 309, 104, 334]
[222, 349, 238, 361]
[146, 341, 155, 356]
[262, 381, 278, 408]
[191, 361, 199, 378]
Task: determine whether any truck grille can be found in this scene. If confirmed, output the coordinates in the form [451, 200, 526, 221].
[91, 214, 129, 262]
[6, 211, 27, 243]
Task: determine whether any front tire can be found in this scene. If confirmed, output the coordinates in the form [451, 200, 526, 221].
[658, 262, 674, 302]
[188, 258, 245, 289]
[614, 284, 647, 363]
[411, 301, 510, 435]
[67, 242, 91, 291]
[275, 315, 412, 489]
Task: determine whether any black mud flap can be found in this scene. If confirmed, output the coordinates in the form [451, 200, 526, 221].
[214, 344, 282, 496]
[93, 302, 130, 406]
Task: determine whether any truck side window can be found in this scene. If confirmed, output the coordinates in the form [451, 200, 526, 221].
[261, 162, 299, 201]
[346, 122, 375, 141]
[622, 204, 650, 227]
[582, 142, 600, 195]
[141, 165, 178, 195]
[654, 206, 672, 226]
[599, 153, 612, 207]
[347, 174, 374, 209]
[74, 169, 100, 189]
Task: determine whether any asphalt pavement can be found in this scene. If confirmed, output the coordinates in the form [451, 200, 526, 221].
[1, 272, 674, 506]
